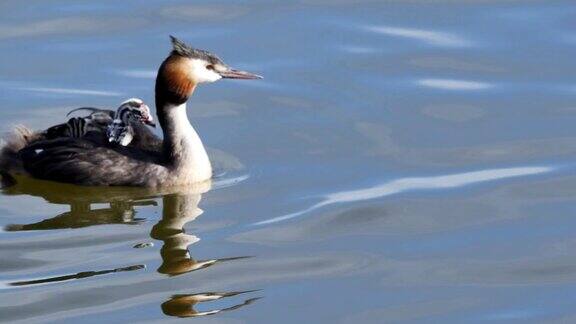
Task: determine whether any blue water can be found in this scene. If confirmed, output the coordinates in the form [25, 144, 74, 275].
[2, 0, 576, 322]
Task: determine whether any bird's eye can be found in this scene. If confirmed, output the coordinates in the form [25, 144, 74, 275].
[206, 64, 215, 70]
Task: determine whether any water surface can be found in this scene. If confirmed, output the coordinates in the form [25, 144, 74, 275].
[2, 0, 576, 323]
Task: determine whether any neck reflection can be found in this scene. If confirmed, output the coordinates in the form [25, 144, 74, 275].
[151, 187, 259, 318]
[151, 192, 250, 276]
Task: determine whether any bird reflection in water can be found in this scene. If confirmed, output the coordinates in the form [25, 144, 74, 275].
[2, 176, 157, 231]
[1, 176, 260, 317]
[162, 290, 261, 318]
[4, 200, 154, 231]
[151, 191, 251, 276]
[9, 265, 145, 287]
[151, 185, 259, 317]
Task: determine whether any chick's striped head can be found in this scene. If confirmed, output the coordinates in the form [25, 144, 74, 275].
[116, 98, 155, 127]
[107, 98, 155, 146]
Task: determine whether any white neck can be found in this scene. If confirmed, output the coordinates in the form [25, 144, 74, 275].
[163, 103, 212, 184]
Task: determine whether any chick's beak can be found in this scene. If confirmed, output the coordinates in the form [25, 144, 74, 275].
[140, 104, 156, 127]
[145, 119, 156, 128]
[219, 68, 263, 80]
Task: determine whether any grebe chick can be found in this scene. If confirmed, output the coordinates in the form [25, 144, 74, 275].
[44, 98, 153, 145]
[0, 36, 261, 187]
[106, 98, 156, 146]
[44, 108, 112, 140]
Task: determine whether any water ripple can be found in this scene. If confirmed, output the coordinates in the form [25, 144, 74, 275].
[418, 78, 493, 90]
[14, 87, 121, 97]
[0, 17, 144, 39]
[365, 25, 471, 47]
[116, 69, 156, 79]
[253, 165, 554, 226]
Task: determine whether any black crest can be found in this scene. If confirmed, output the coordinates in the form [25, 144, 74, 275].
[169, 35, 224, 65]
[170, 35, 194, 57]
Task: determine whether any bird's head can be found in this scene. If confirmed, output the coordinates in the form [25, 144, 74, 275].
[117, 98, 155, 127]
[156, 36, 262, 105]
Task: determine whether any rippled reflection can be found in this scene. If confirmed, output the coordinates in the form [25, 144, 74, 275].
[162, 291, 261, 318]
[10, 265, 144, 287]
[4, 200, 152, 231]
[151, 191, 251, 276]
[150, 186, 259, 317]
[1, 176, 260, 318]
[2, 176, 158, 231]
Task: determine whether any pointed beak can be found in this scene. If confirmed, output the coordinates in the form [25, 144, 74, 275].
[219, 69, 262, 80]
[145, 120, 157, 128]
[141, 104, 156, 127]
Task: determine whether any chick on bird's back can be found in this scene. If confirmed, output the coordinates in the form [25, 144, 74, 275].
[43, 98, 155, 147]
[106, 98, 155, 146]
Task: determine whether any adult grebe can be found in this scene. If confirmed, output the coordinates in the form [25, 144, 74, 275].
[0, 36, 261, 187]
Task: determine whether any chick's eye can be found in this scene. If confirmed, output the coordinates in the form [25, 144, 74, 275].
[206, 64, 214, 70]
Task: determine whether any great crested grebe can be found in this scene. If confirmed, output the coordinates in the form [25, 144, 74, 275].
[0, 36, 261, 187]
